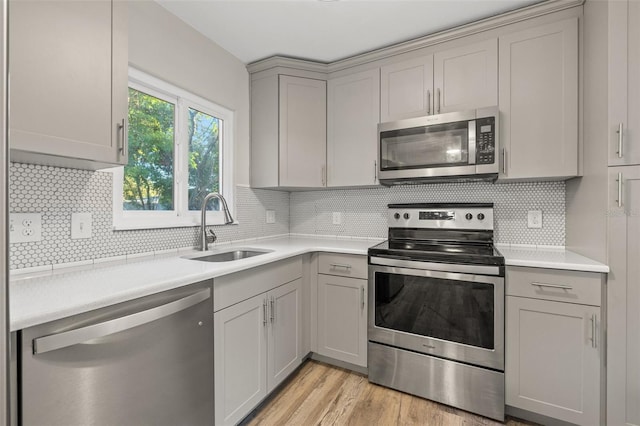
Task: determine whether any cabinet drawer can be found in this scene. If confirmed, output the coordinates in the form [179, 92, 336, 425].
[318, 253, 367, 279]
[506, 267, 603, 307]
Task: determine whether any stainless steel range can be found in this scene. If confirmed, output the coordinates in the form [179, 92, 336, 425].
[367, 203, 505, 421]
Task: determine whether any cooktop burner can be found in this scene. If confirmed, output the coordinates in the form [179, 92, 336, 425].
[368, 202, 504, 267]
[368, 240, 504, 266]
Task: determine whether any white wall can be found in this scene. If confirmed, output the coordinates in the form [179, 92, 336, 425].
[128, 1, 251, 185]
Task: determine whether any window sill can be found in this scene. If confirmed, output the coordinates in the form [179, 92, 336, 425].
[112, 220, 239, 231]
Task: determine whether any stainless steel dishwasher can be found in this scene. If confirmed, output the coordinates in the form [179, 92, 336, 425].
[19, 280, 214, 426]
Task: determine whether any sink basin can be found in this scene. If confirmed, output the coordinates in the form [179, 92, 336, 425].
[187, 249, 272, 263]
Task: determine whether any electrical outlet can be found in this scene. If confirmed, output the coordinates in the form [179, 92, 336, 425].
[332, 212, 342, 225]
[265, 210, 276, 224]
[9, 213, 42, 243]
[71, 213, 92, 239]
[527, 210, 543, 229]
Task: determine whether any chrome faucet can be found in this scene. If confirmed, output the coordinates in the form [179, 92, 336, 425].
[200, 193, 234, 251]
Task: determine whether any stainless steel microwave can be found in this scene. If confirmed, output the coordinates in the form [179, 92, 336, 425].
[377, 106, 499, 185]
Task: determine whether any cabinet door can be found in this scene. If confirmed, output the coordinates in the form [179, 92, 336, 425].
[506, 296, 600, 425]
[267, 279, 302, 392]
[279, 75, 327, 187]
[380, 55, 434, 122]
[9, 0, 128, 166]
[499, 18, 578, 180]
[327, 69, 380, 187]
[609, 0, 640, 166]
[607, 166, 640, 426]
[317, 274, 367, 367]
[214, 294, 268, 426]
[433, 38, 497, 114]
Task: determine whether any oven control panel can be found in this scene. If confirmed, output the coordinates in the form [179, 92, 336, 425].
[388, 204, 494, 230]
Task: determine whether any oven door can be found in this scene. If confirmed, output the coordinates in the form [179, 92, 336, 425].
[368, 261, 504, 371]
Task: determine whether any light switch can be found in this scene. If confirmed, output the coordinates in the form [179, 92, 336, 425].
[71, 213, 92, 239]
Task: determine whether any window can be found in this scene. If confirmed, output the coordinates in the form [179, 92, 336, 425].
[112, 68, 234, 230]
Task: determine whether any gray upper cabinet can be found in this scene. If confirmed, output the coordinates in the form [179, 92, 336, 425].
[498, 18, 578, 180]
[251, 74, 327, 189]
[9, 0, 128, 170]
[327, 69, 380, 187]
[609, 0, 640, 166]
[433, 39, 498, 114]
[380, 55, 434, 122]
[380, 39, 497, 122]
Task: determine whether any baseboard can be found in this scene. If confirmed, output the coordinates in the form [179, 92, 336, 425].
[506, 405, 576, 426]
[310, 353, 368, 376]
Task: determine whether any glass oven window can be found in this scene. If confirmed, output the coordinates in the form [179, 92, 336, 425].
[380, 121, 469, 171]
[374, 272, 494, 349]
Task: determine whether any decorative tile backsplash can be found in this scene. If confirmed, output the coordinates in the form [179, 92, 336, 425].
[9, 163, 289, 270]
[9, 163, 566, 270]
[290, 181, 565, 246]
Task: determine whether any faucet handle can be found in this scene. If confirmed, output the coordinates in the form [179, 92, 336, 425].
[206, 229, 217, 244]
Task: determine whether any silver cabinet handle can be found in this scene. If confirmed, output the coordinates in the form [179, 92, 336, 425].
[33, 288, 211, 355]
[270, 296, 275, 323]
[436, 88, 441, 114]
[330, 263, 352, 270]
[321, 165, 326, 186]
[590, 314, 597, 348]
[117, 118, 126, 157]
[374, 160, 377, 183]
[426, 90, 431, 115]
[263, 299, 268, 326]
[502, 148, 507, 174]
[617, 123, 624, 158]
[360, 285, 365, 310]
[616, 172, 623, 207]
[531, 282, 573, 290]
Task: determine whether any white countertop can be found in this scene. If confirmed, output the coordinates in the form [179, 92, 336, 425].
[10, 236, 608, 331]
[497, 244, 609, 273]
[9, 236, 377, 331]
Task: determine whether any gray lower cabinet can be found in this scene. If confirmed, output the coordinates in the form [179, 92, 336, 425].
[505, 267, 603, 425]
[498, 18, 578, 180]
[317, 274, 367, 367]
[9, 0, 128, 169]
[214, 278, 302, 426]
[316, 253, 368, 368]
[607, 165, 640, 426]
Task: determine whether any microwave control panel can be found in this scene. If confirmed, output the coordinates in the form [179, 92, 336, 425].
[476, 117, 495, 165]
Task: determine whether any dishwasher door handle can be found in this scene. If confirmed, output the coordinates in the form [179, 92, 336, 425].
[33, 288, 211, 355]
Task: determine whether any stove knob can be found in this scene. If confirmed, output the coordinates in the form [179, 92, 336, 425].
[465, 213, 473, 220]
[394, 213, 400, 220]
[403, 213, 410, 220]
[477, 213, 485, 221]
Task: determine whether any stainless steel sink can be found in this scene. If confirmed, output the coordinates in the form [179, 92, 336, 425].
[186, 248, 272, 263]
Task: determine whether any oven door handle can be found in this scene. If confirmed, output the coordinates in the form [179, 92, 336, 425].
[369, 256, 501, 276]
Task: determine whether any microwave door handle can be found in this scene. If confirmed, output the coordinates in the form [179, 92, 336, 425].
[468, 120, 476, 165]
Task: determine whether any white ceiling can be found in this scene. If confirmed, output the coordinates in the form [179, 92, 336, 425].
[156, 0, 543, 65]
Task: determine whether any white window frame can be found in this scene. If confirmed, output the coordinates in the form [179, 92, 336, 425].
[111, 68, 234, 230]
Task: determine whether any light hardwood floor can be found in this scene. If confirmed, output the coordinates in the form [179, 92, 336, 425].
[242, 360, 537, 426]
